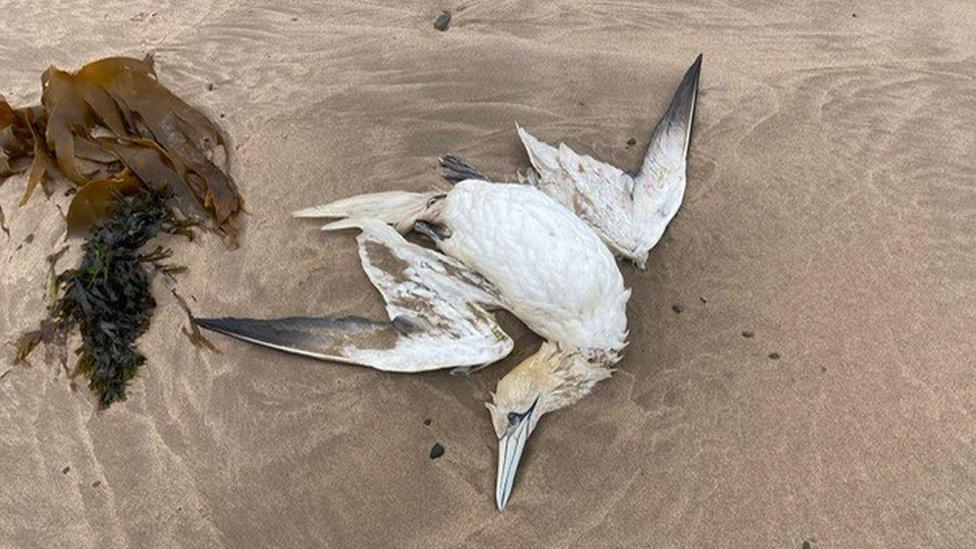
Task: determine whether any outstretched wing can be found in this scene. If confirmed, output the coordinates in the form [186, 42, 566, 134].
[518, 54, 702, 267]
[195, 219, 513, 372]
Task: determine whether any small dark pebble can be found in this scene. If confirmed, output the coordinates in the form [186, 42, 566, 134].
[742, 331, 754, 338]
[769, 352, 781, 360]
[64, 187, 77, 196]
[219, 113, 226, 118]
[423, 418, 432, 426]
[24, 234, 34, 244]
[291, 16, 298, 21]
[433, 11, 451, 31]
[626, 137, 637, 146]
[803, 541, 812, 549]
[61, 466, 70, 475]
[205, 82, 215, 91]
[821, 366, 827, 373]
[852, 13, 856, 17]
[429, 442, 445, 459]
[671, 304, 683, 314]
[699, 296, 707, 304]
[92, 480, 101, 488]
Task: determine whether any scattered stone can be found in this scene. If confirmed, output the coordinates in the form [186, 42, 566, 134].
[742, 331, 754, 338]
[433, 11, 451, 31]
[802, 541, 812, 549]
[291, 16, 298, 21]
[92, 480, 101, 488]
[24, 234, 34, 244]
[821, 366, 827, 373]
[429, 442, 445, 459]
[699, 296, 707, 304]
[205, 82, 215, 91]
[671, 304, 683, 314]
[626, 137, 637, 146]
[423, 418, 432, 426]
[852, 13, 857, 17]
[769, 352, 781, 360]
[61, 466, 70, 475]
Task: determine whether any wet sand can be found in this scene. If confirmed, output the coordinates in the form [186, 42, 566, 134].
[2, 1, 975, 546]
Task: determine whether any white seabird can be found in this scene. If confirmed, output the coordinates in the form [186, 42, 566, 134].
[194, 54, 701, 511]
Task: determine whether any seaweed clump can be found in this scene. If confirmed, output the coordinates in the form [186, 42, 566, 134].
[4, 56, 242, 408]
[1, 55, 243, 235]
[51, 192, 189, 407]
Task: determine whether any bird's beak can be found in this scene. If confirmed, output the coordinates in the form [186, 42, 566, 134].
[495, 399, 539, 511]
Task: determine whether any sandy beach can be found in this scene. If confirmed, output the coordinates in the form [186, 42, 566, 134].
[2, 1, 975, 546]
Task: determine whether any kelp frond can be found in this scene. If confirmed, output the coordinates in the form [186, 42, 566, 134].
[0, 55, 243, 235]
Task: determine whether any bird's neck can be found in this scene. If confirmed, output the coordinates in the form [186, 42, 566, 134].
[519, 342, 616, 415]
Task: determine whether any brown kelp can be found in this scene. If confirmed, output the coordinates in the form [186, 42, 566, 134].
[1, 56, 242, 233]
[3, 55, 242, 408]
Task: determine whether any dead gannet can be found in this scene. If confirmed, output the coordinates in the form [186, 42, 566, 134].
[196, 181, 628, 510]
[194, 55, 701, 510]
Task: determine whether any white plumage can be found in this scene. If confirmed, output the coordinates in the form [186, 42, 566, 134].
[438, 181, 629, 352]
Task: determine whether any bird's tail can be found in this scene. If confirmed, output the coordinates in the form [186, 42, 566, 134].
[293, 190, 445, 233]
[439, 154, 489, 183]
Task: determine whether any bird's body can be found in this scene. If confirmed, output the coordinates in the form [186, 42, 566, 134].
[437, 181, 629, 353]
[195, 54, 702, 511]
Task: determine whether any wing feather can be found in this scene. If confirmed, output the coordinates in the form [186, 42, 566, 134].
[196, 219, 512, 372]
[517, 55, 702, 267]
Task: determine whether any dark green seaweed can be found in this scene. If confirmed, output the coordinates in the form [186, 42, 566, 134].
[49, 192, 190, 407]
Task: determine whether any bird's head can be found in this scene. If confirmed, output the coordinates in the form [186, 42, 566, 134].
[485, 341, 613, 510]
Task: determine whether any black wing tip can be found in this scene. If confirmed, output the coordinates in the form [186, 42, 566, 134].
[191, 316, 323, 355]
[641, 54, 703, 174]
[192, 316, 243, 336]
[654, 54, 702, 134]
[681, 53, 703, 95]
[687, 54, 703, 86]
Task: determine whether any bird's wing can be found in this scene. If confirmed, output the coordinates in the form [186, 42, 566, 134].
[516, 125, 637, 258]
[195, 219, 513, 372]
[518, 54, 702, 266]
[630, 54, 701, 259]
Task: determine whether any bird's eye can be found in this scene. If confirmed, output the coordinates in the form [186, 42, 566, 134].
[507, 411, 519, 425]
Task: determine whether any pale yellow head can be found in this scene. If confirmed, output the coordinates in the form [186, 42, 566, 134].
[486, 341, 614, 510]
